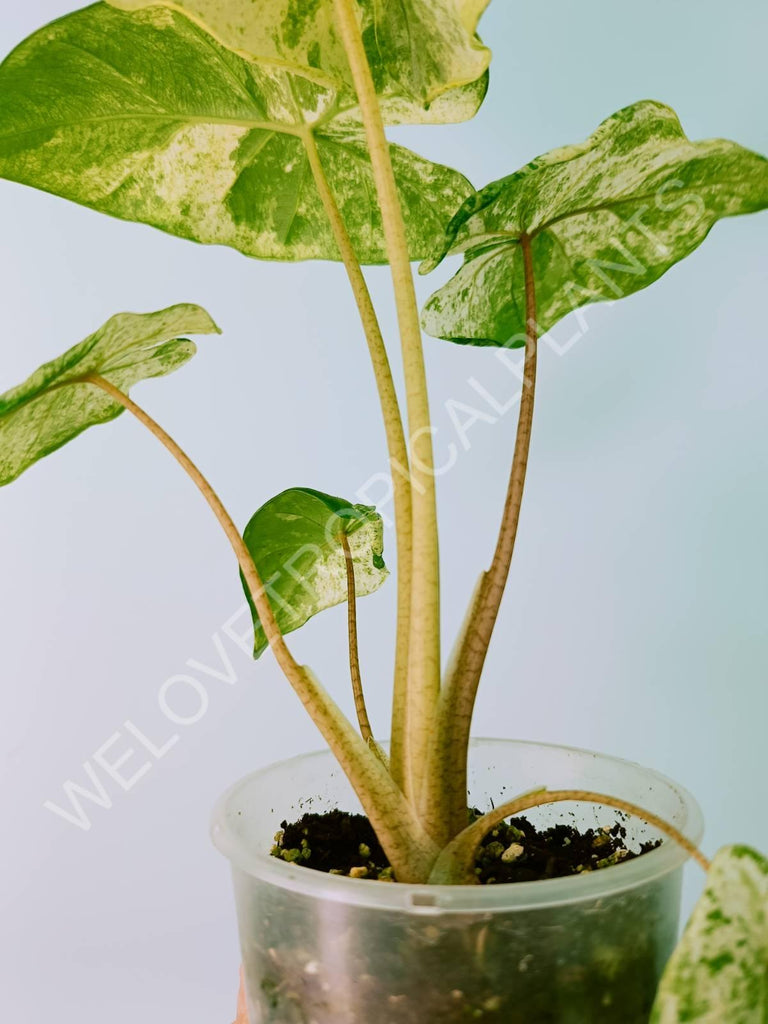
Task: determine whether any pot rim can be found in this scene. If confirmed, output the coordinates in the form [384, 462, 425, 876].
[211, 737, 704, 914]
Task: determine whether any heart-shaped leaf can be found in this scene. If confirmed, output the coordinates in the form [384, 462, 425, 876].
[242, 487, 388, 657]
[421, 101, 768, 346]
[0, 4, 473, 263]
[105, 0, 492, 125]
[0, 305, 220, 486]
[651, 845, 768, 1023]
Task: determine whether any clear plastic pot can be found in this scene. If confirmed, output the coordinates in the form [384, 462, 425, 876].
[212, 739, 703, 1024]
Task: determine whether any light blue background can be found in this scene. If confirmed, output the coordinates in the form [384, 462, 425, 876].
[0, 2, 766, 1021]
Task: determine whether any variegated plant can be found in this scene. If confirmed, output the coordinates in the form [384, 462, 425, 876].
[652, 846, 768, 1023]
[1, 1, 766, 1014]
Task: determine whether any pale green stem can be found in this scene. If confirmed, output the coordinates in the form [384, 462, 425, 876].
[426, 234, 539, 844]
[333, 0, 442, 810]
[430, 789, 711, 884]
[82, 374, 437, 882]
[302, 129, 413, 790]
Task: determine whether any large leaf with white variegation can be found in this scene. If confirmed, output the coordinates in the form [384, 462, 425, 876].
[0, 4, 472, 263]
[242, 488, 388, 657]
[105, 0, 492, 125]
[651, 845, 768, 1023]
[421, 101, 768, 346]
[0, 305, 220, 485]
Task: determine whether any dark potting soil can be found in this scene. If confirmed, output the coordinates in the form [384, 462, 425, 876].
[272, 806, 661, 882]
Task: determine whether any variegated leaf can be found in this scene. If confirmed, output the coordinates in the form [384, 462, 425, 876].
[105, 0, 492, 125]
[0, 305, 220, 486]
[651, 846, 768, 1023]
[242, 488, 388, 657]
[421, 101, 768, 346]
[0, 4, 473, 263]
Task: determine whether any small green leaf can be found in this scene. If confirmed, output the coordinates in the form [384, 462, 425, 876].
[0, 4, 473, 263]
[421, 101, 768, 347]
[0, 305, 220, 486]
[242, 488, 388, 657]
[651, 845, 768, 1023]
[105, 0, 492, 125]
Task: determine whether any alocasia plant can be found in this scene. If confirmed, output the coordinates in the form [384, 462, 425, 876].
[1, 0, 766, 1014]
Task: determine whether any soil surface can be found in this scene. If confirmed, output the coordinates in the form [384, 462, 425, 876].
[272, 807, 661, 882]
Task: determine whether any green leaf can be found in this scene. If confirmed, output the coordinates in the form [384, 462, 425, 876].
[0, 304, 220, 486]
[421, 101, 768, 347]
[242, 487, 388, 658]
[651, 845, 768, 1023]
[105, 0, 492, 125]
[0, 4, 473, 263]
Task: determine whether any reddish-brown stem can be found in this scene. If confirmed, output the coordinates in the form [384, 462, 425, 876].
[341, 532, 374, 744]
[427, 234, 539, 842]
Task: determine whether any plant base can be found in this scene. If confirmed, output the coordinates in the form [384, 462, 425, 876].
[213, 740, 703, 1024]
